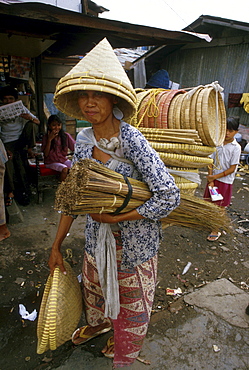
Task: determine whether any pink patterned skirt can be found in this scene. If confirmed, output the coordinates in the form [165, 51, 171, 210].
[82, 230, 157, 367]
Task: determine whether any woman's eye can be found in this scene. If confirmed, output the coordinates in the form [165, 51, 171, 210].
[78, 92, 87, 98]
[94, 91, 103, 97]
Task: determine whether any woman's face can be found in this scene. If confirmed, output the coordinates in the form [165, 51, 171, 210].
[77, 90, 116, 125]
[49, 120, 62, 134]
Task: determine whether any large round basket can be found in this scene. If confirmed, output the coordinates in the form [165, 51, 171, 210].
[158, 152, 213, 168]
[149, 142, 216, 157]
[37, 260, 82, 354]
[167, 90, 186, 129]
[195, 87, 226, 146]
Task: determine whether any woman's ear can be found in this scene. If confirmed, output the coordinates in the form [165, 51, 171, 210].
[112, 96, 119, 105]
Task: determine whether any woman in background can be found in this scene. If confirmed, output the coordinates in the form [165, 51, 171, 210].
[42, 115, 75, 181]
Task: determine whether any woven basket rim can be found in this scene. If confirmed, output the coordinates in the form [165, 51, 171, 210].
[180, 93, 191, 129]
[168, 91, 185, 129]
[56, 77, 137, 102]
[174, 93, 185, 129]
[190, 87, 204, 130]
[54, 85, 136, 121]
[58, 71, 135, 94]
[196, 87, 226, 146]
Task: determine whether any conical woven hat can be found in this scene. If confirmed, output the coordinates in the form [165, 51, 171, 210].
[54, 38, 137, 121]
[37, 260, 82, 354]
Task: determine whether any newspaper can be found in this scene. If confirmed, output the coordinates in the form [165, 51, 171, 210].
[0, 100, 26, 120]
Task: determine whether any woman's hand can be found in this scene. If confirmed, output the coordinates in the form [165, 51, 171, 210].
[48, 248, 66, 275]
[48, 129, 59, 141]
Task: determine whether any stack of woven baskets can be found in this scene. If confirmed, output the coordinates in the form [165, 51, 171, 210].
[130, 83, 226, 194]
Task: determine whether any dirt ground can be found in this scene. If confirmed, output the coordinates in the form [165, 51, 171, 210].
[0, 162, 249, 370]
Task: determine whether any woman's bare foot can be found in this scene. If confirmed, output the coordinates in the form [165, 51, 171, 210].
[60, 168, 69, 182]
[72, 322, 111, 345]
[0, 224, 10, 241]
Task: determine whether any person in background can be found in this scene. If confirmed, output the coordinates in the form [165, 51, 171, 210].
[42, 115, 75, 182]
[145, 69, 170, 89]
[0, 85, 40, 206]
[204, 116, 241, 241]
[48, 38, 180, 368]
[0, 138, 10, 241]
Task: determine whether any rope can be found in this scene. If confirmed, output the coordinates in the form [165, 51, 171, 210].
[136, 89, 165, 128]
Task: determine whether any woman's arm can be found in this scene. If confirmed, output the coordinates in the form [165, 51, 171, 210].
[48, 214, 74, 274]
[90, 209, 144, 224]
[43, 130, 57, 157]
[121, 126, 180, 220]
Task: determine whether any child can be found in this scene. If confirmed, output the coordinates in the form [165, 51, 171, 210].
[203, 116, 241, 241]
[42, 115, 75, 182]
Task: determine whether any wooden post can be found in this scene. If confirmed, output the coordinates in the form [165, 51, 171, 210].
[81, 0, 88, 14]
[34, 55, 46, 134]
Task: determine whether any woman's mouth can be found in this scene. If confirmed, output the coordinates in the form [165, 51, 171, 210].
[86, 111, 97, 116]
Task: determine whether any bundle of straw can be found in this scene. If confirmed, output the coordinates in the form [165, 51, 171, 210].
[55, 159, 231, 233]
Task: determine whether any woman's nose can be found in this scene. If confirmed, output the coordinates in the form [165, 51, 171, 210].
[86, 97, 95, 106]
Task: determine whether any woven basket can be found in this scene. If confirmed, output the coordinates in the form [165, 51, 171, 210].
[189, 87, 204, 130]
[174, 93, 185, 129]
[135, 89, 171, 128]
[134, 90, 153, 127]
[37, 260, 82, 354]
[180, 93, 192, 129]
[167, 90, 186, 129]
[149, 142, 216, 157]
[139, 127, 203, 145]
[158, 152, 213, 168]
[54, 38, 137, 121]
[196, 87, 226, 146]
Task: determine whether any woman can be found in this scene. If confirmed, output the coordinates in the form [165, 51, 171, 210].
[48, 38, 180, 367]
[42, 115, 75, 182]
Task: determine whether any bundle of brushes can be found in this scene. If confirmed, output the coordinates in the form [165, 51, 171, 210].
[55, 159, 231, 233]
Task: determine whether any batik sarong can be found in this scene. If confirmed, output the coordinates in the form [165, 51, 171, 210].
[82, 230, 157, 368]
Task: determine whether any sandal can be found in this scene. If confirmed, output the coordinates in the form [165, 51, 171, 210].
[102, 337, 151, 364]
[207, 232, 221, 242]
[5, 196, 14, 207]
[102, 336, 114, 358]
[72, 325, 111, 346]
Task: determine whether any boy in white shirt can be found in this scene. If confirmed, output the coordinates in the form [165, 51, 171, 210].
[204, 116, 241, 241]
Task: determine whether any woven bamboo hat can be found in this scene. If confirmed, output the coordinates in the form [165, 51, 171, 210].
[54, 38, 137, 121]
[37, 260, 82, 354]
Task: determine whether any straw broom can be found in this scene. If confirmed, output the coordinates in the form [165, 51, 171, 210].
[55, 159, 231, 233]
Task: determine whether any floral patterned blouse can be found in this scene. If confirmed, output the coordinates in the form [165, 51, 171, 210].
[73, 121, 180, 269]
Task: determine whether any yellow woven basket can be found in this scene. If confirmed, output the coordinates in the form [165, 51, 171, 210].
[149, 142, 216, 157]
[37, 260, 82, 354]
[158, 152, 213, 168]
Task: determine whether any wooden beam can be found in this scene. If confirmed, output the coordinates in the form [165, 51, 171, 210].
[0, 3, 203, 44]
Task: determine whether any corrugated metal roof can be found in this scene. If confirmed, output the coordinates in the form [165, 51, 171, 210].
[184, 15, 249, 37]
